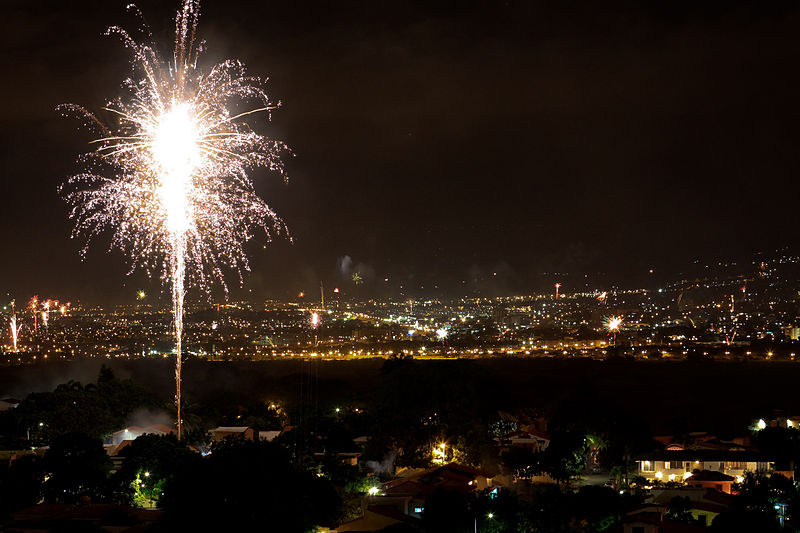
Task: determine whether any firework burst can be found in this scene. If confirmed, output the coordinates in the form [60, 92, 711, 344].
[9, 314, 20, 352]
[603, 315, 623, 333]
[603, 315, 623, 346]
[61, 0, 289, 438]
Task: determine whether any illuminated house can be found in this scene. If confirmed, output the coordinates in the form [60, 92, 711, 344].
[636, 432, 783, 488]
[110, 424, 175, 445]
[208, 426, 254, 442]
[637, 451, 776, 489]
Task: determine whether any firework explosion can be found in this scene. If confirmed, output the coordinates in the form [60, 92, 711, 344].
[61, 0, 288, 438]
[603, 315, 623, 346]
[603, 315, 623, 333]
[28, 296, 39, 334]
[9, 314, 20, 352]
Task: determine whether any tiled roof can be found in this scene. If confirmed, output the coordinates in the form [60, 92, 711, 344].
[686, 470, 735, 482]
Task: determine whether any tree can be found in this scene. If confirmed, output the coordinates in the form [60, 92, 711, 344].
[160, 440, 340, 532]
[734, 472, 798, 527]
[533, 431, 588, 484]
[13, 369, 158, 444]
[665, 496, 694, 524]
[43, 433, 111, 504]
[503, 446, 537, 478]
[710, 509, 781, 533]
[710, 472, 797, 533]
[111, 434, 198, 507]
[751, 427, 800, 471]
[574, 485, 629, 531]
[421, 488, 471, 533]
[514, 484, 573, 533]
[0, 454, 44, 515]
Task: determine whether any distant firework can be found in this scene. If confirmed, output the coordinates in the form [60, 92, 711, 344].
[603, 315, 623, 333]
[60, 0, 289, 438]
[603, 315, 623, 346]
[9, 314, 20, 352]
[29, 296, 39, 334]
[436, 327, 449, 341]
[311, 311, 320, 328]
[597, 291, 607, 302]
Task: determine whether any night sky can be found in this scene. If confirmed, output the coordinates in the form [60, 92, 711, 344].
[3, 0, 800, 305]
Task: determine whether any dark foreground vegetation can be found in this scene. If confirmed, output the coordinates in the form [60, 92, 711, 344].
[0, 357, 800, 531]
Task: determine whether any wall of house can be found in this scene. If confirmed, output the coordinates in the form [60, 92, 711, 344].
[637, 459, 773, 482]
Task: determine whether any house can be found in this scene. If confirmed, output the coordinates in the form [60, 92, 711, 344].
[648, 487, 732, 526]
[636, 436, 778, 484]
[110, 424, 175, 445]
[208, 426, 254, 442]
[327, 463, 496, 531]
[0, 398, 20, 411]
[4, 503, 162, 532]
[609, 512, 708, 533]
[684, 470, 736, 494]
[496, 429, 550, 452]
[314, 451, 361, 466]
[258, 430, 281, 442]
[373, 463, 496, 519]
[332, 505, 422, 532]
[384, 463, 495, 496]
[637, 452, 775, 483]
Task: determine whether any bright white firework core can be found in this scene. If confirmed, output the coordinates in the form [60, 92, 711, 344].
[152, 103, 201, 235]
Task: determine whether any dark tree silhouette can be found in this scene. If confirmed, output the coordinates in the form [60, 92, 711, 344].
[43, 433, 111, 504]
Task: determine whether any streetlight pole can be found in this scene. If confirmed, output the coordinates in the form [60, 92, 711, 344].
[475, 512, 493, 533]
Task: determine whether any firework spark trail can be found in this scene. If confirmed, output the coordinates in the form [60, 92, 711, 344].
[61, 0, 288, 438]
[29, 296, 38, 334]
[9, 314, 19, 352]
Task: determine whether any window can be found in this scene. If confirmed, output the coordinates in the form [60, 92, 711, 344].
[641, 461, 654, 472]
[668, 461, 682, 470]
